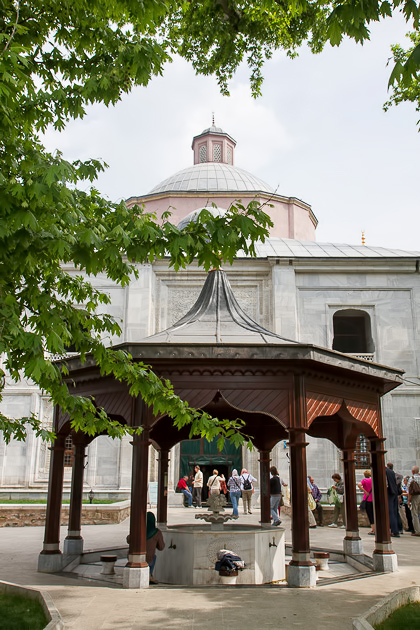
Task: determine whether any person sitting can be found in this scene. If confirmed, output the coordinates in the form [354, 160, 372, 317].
[177, 475, 193, 507]
[146, 512, 165, 584]
[308, 475, 323, 526]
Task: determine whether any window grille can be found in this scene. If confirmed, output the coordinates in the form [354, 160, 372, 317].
[227, 147, 233, 165]
[199, 145, 207, 163]
[213, 144, 222, 162]
[64, 435, 74, 467]
[354, 435, 370, 468]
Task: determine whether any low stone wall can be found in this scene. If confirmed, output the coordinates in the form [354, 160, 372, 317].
[281, 504, 370, 528]
[353, 586, 420, 629]
[0, 500, 130, 527]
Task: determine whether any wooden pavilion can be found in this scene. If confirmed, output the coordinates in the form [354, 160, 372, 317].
[38, 269, 403, 587]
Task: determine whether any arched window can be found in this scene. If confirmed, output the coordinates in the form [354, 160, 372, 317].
[332, 309, 374, 355]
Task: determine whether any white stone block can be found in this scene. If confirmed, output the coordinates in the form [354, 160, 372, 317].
[122, 566, 150, 589]
[287, 563, 316, 588]
[373, 552, 398, 573]
[38, 552, 63, 573]
[63, 538, 83, 555]
[343, 538, 363, 555]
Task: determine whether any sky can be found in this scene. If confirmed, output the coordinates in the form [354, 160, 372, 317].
[43, 14, 420, 252]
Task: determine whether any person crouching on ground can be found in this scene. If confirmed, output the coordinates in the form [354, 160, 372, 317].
[177, 475, 193, 507]
[146, 512, 165, 584]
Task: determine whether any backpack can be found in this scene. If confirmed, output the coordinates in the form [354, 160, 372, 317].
[409, 478, 420, 495]
[242, 475, 252, 491]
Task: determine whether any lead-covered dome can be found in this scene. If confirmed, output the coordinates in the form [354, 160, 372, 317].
[149, 163, 274, 195]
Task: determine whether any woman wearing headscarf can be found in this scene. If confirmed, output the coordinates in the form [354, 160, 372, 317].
[227, 469, 242, 517]
[146, 511, 165, 584]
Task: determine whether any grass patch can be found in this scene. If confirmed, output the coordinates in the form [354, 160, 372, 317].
[375, 602, 420, 629]
[0, 592, 47, 630]
[0, 499, 123, 504]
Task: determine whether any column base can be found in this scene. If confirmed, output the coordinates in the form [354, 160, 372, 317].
[343, 538, 363, 555]
[373, 552, 398, 573]
[287, 563, 316, 588]
[38, 552, 63, 573]
[63, 537, 84, 555]
[122, 566, 150, 589]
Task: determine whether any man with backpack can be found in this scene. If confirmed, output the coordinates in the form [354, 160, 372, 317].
[408, 465, 420, 536]
[240, 468, 257, 514]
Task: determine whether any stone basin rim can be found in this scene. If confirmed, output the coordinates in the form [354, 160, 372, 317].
[161, 524, 282, 533]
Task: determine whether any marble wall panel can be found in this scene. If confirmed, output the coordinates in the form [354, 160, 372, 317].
[93, 436, 121, 488]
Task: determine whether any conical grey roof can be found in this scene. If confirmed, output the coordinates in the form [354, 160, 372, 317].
[143, 269, 299, 345]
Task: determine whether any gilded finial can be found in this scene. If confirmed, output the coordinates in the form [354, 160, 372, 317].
[361, 230, 366, 246]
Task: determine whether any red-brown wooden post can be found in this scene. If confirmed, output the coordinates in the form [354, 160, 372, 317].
[342, 447, 363, 554]
[38, 429, 66, 573]
[287, 374, 316, 587]
[157, 448, 169, 527]
[123, 397, 151, 588]
[370, 436, 397, 572]
[258, 449, 271, 526]
[64, 434, 86, 555]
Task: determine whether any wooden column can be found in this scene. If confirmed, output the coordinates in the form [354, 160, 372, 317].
[370, 437, 391, 548]
[288, 427, 311, 564]
[287, 374, 316, 586]
[127, 426, 150, 568]
[258, 449, 271, 525]
[39, 430, 66, 570]
[157, 448, 169, 526]
[342, 448, 362, 554]
[64, 435, 86, 554]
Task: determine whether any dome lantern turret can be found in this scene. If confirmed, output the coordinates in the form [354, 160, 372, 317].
[191, 120, 236, 166]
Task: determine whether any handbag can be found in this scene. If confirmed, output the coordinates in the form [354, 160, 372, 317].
[360, 499, 367, 511]
[308, 493, 316, 511]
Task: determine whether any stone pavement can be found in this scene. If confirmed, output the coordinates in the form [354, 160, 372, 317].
[1, 507, 420, 629]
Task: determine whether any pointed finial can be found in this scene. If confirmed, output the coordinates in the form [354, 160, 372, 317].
[361, 230, 365, 246]
[212, 112, 215, 127]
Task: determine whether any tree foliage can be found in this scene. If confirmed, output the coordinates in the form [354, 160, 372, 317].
[1, 0, 419, 445]
[384, 31, 420, 125]
[0, 0, 272, 445]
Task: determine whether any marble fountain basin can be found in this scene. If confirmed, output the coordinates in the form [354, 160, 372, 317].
[154, 524, 285, 586]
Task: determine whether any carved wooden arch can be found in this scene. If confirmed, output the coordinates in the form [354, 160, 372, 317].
[150, 388, 288, 451]
[306, 391, 380, 437]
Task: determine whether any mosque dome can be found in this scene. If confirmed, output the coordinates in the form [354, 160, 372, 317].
[149, 163, 274, 195]
[177, 206, 228, 230]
